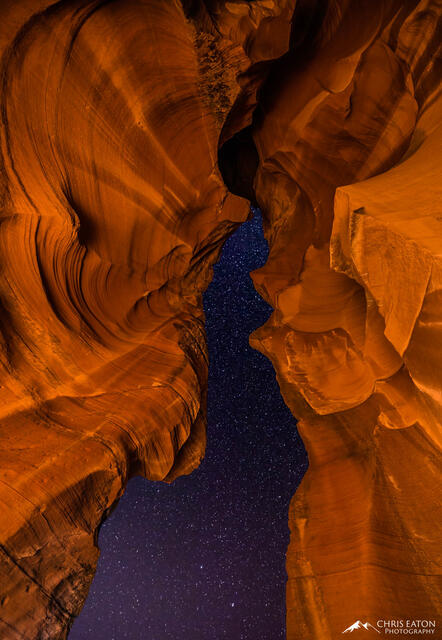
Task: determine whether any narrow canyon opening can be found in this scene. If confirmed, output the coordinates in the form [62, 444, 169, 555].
[0, 3, 440, 639]
[69, 210, 308, 640]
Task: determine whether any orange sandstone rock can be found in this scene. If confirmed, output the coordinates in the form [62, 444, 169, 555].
[249, 1, 441, 637]
[0, 1, 294, 637]
[0, 1, 440, 639]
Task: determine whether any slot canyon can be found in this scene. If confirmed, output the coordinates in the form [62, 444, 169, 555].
[0, 1, 440, 639]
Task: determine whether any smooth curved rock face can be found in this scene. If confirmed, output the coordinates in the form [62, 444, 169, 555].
[0, 0, 440, 639]
[0, 1, 295, 637]
[249, 1, 442, 637]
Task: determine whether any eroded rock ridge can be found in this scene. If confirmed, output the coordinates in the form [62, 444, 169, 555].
[0, 1, 440, 638]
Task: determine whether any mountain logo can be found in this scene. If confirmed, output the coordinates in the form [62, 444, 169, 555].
[342, 620, 380, 633]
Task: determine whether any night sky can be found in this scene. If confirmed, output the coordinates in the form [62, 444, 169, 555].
[70, 209, 308, 640]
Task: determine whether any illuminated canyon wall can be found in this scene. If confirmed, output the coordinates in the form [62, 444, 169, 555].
[249, 2, 442, 636]
[0, 1, 440, 639]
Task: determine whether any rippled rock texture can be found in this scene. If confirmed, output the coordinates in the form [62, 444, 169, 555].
[0, 1, 440, 639]
[0, 1, 295, 636]
[249, 1, 442, 637]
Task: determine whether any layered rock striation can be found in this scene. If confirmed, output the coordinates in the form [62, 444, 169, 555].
[0, 1, 294, 637]
[0, 1, 440, 639]
[249, 1, 442, 636]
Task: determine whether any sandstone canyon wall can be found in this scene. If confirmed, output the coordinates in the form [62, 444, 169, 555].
[0, 1, 440, 639]
[249, 2, 442, 637]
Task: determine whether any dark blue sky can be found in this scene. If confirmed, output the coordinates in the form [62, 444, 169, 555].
[70, 209, 308, 640]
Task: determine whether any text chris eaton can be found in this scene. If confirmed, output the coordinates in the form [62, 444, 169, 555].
[376, 620, 437, 635]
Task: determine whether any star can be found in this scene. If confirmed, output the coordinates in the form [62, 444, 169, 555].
[70, 209, 308, 640]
